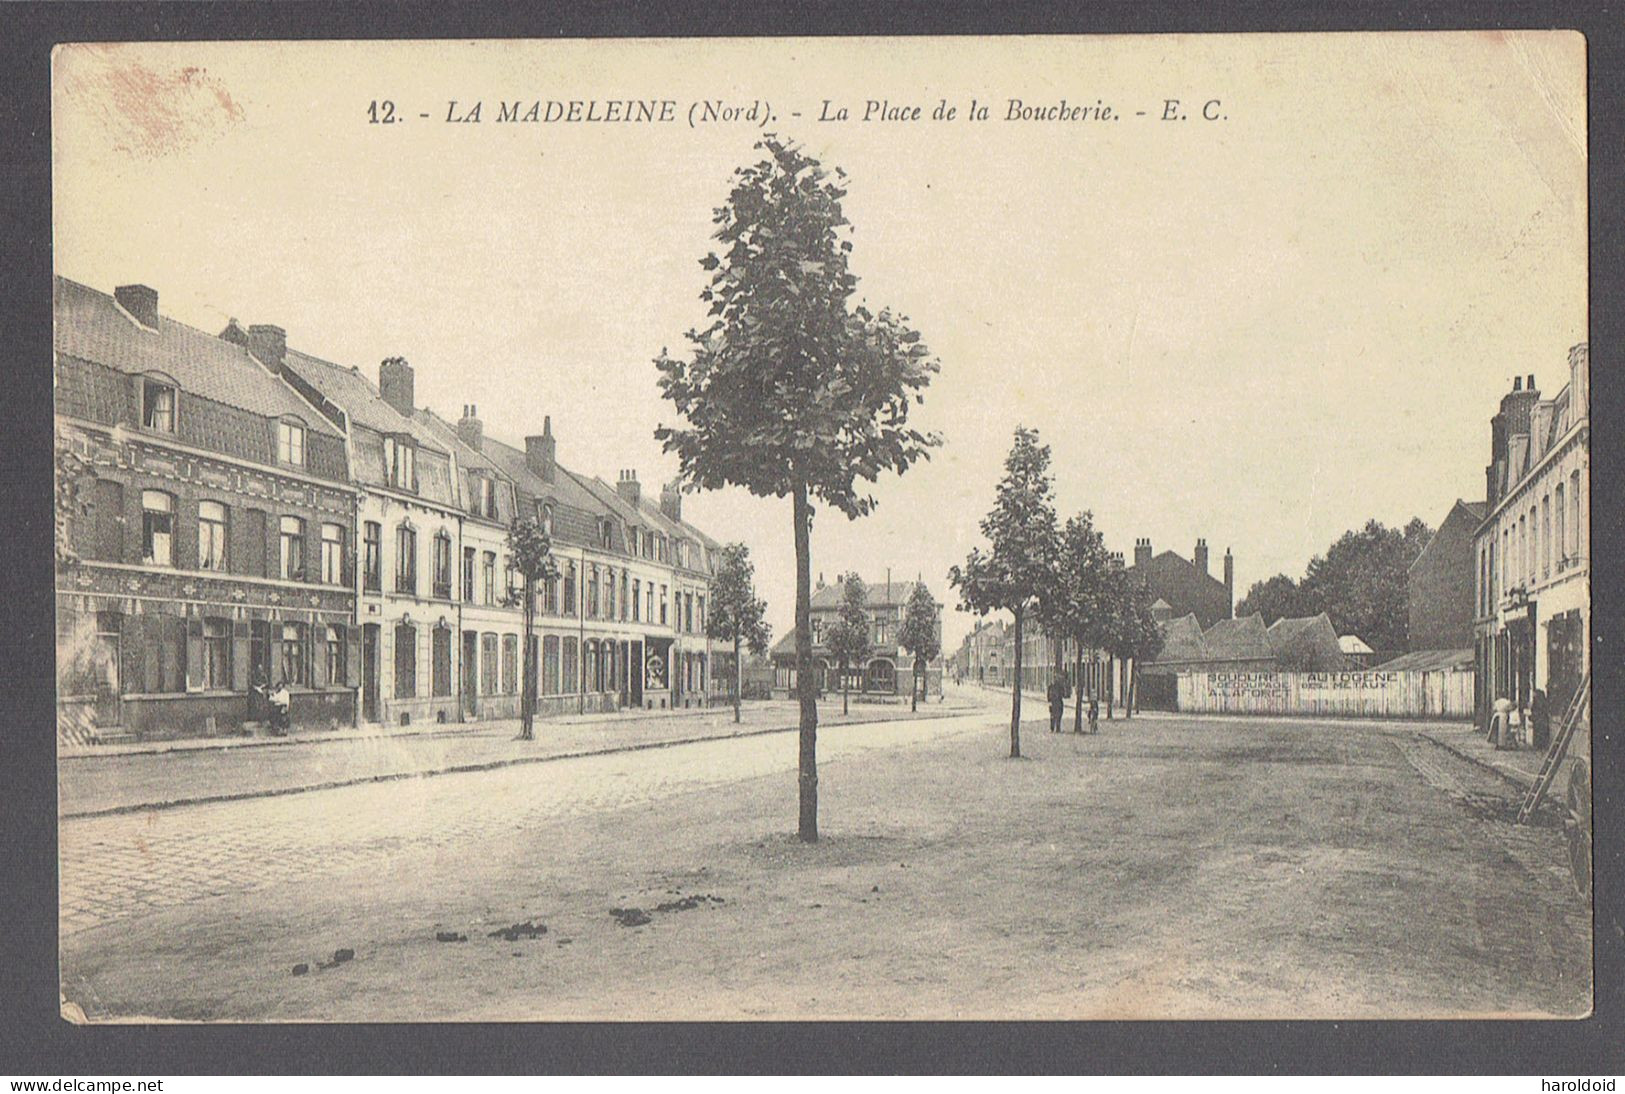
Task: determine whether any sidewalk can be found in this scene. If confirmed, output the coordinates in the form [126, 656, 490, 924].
[1413, 721, 1548, 790]
[58, 694, 986, 818]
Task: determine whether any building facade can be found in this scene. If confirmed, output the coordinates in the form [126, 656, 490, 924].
[55, 280, 359, 743]
[1127, 537, 1235, 629]
[770, 575, 944, 699]
[1472, 346, 1589, 739]
[1408, 498, 1487, 653]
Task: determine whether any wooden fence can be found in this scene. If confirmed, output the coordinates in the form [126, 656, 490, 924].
[1174, 668, 1475, 720]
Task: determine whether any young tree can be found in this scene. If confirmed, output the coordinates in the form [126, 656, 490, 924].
[706, 542, 772, 723]
[501, 515, 560, 741]
[948, 427, 1060, 758]
[898, 581, 941, 712]
[1047, 513, 1112, 732]
[1106, 571, 1164, 719]
[823, 573, 871, 716]
[654, 136, 941, 842]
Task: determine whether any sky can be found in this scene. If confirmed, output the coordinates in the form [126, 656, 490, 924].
[52, 33, 1587, 651]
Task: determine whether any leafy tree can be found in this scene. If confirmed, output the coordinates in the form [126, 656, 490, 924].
[706, 542, 772, 723]
[501, 515, 559, 741]
[898, 581, 941, 712]
[1298, 517, 1431, 653]
[1046, 513, 1112, 732]
[1235, 573, 1305, 625]
[823, 573, 872, 716]
[948, 427, 1060, 758]
[1106, 569, 1164, 719]
[654, 136, 941, 842]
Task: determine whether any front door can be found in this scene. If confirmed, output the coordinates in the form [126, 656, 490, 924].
[361, 623, 380, 723]
[630, 641, 643, 707]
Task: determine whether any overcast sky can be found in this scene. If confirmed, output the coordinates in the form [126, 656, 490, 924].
[53, 33, 1586, 650]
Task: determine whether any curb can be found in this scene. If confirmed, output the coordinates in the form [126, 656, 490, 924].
[60, 706, 982, 821]
[1415, 729, 1538, 794]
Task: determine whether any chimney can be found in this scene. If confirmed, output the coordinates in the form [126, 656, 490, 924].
[524, 416, 556, 483]
[247, 324, 287, 372]
[1570, 343, 1589, 422]
[817, 573, 826, 590]
[379, 356, 414, 415]
[617, 469, 641, 507]
[660, 480, 682, 522]
[1223, 548, 1235, 614]
[457, 404, 484, 451]
[1134, 537, 1152, 568]
[218, 318, 248, 346]
[1194, 538, 1209, 576]
[114, 284, 159, 329]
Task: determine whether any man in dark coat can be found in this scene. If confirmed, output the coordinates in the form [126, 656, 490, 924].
[1047, 678, 1064, 733]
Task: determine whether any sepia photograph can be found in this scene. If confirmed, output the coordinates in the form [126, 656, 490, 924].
[48, 31, 1591, 1023]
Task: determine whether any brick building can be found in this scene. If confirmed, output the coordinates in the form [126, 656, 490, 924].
[770, 575, 944, 699]
[1127, 537, 1235, 629]
[1472, 347, 1589, 738]
[1408, 498, 1486, 654]
[55, 279, 359, 742]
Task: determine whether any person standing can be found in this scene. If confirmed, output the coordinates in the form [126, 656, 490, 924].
[1087, 693, 1099, 735]
[1046, 677, 1064, 733]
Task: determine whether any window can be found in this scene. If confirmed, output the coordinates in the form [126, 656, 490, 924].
[659, 584, 668, 625]
[587, 564, 600, 618]
[143, 616, 186, 693]
[463, 547, 476, 602]
[281, 622, 307, 686]
[606, 567, 616, 619]
[432, 625, 452, 697]
[1555, 484, 1566, 565]
[684, 592, 694, 634]
[394, 622, 416, 698]
[396, 524, 417, 594]
[384, 436, 415, 491]
[481, 633, 499, 695]
[198, 501, 227, 571]
[280, 516, 306, 581]
[697, 594, 705, 634]
[646, 583, 654, 623]
[543, 571, 558, 615]
[1570, 470, 1581, 560]
[633, 578, 641, 622]
[278, 420, 306, 467]
[472, 476, 495, 519]
[203, 618, 231, 689]
[321, 523, 345, 585]
[502, 635, 518, 695]
[142, 379, 176, 432]
[600, 520, 613, 549]
[563, 561, 577, 616]
[1541, 495, 1551, 578]
[326, 625, 346, 688]
[433, 532, 452, 599]
[141, 491, 173, 566]
[483, 551, 497, 606]
[622, 571, 630, 621]
[541, 504, 553, 537]
[363, 522, 382, 592]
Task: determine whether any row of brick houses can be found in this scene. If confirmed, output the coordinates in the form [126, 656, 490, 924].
[55, 278, 729, 744]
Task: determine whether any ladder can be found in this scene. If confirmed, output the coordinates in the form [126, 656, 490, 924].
[1516, 667, 1590, 824]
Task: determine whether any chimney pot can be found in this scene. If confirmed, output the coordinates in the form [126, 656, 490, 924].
[457, 404, 484, 451]
[617, 468, 642, 508]
[114, 284, 160, 328]
[1513, 376, 1522, 391]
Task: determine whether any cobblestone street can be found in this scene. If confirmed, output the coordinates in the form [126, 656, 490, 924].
[59, 694, 1591, 1021]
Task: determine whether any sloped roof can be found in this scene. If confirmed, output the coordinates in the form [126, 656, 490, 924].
[1376, 648, 1474, 672]
[282, 348, 448, 454]
[1200, 613, 1275, 661]
[1152, 613, 1206, 663]
[480, 434, 611, 516]
[810, 577, 932, 610]
[1265, 613, 1347, 671]
[54, 277, 340, 436]
[1338, 634, 1374, 655]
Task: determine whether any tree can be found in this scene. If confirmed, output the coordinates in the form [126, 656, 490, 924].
[1235, 573, 1304, 625]
[654, 136, 942, 842]
[948, 427, 1060, 758]
[706, 542, 772, 723]
[1297, 517, 1431, 653]
[501, 515, 559, 741]
[1106, 570, 1164, 719]
[898, 581, 941, 712]
[823, 573, 871, 716]
[1047, 513, 1112, 732]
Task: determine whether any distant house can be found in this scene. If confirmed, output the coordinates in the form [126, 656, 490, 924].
[1127, 537, 1235, 629]
[1338, 634, 1377, 668]
[1408, 498, 1487, 653]
[770, 574, 943, 699]
[1266, 613, 1348, 672]
[1197, 614, 1277, 671]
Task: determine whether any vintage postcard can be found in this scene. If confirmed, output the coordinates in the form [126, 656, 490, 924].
[51, 32, 1590, 1022]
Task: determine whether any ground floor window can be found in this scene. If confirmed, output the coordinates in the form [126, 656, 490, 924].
[394, 622, 416, 698]
[203, 618, 231, 689]
[481, 633, 499, 695]
[432, 625, 452, 697]
[502, 634, 518, 695]
[866, 659, 896, 693]
[326, 624, 346, 688]
[543, 635, 560, 696]
[281, 622, 308, 687]
[561, 636, 578, 694]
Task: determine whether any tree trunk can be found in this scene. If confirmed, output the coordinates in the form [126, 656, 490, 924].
[1073, 645, 1084, 732]
[1125, 658, 1134, 719]
[842, 662, 849, 716]
[792, 479, 818, 843]
[733, 634, 742, 724]
[1105, 653, 1114, 720]
[1009, 607, 1024, 758]
[519, 578, 536, 740]
[911, 657, 920, 712]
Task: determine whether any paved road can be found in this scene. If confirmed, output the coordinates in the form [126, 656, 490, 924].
[59, 705, 995, 936]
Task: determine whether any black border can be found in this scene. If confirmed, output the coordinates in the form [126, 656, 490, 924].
[2, 0, 1620, 1076]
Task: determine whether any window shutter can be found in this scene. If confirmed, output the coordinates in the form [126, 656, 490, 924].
[185, 617, 205, 692]
[231, 621, 251, 692]
[345, 625, 362, 689]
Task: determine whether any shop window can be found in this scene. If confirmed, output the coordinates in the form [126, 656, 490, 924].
[198, 500, 227, 571]
[141, 490, 174, 566]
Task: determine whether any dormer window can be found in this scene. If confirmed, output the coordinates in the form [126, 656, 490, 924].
[600, 519, 613, 549]
[471, 475, 495, 519]
[278, 419, 306, 467]
[142, 378, 176, 432]
[540, 504, 554, 537]
[383, 434, 416, 491]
